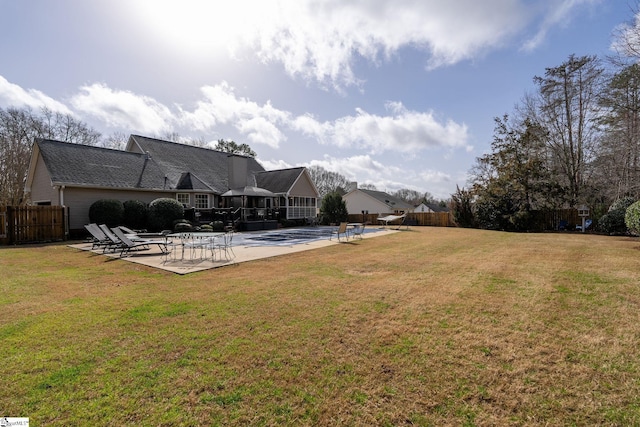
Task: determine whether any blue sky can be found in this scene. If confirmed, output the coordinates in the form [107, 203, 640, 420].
[0, 0, 634, 199]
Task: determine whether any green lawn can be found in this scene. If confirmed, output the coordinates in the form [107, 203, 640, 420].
[2, 227, 640, 425]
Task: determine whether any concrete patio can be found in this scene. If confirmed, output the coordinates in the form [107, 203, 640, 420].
[71, 226, 397, 274]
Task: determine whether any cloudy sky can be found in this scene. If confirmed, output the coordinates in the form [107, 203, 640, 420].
[0, 0, 633, 199]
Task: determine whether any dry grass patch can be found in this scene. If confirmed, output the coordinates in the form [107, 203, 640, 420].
[2, 228, 640, 425]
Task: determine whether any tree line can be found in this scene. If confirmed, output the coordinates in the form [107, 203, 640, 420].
[453, 7, 640, 232]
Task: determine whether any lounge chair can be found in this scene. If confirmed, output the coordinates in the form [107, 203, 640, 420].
[576, 219, 593, 231]
[98, 224, 122, 248]
[85, 223, 116, 251]
[330, 222, 351, 241]
[111, 227, 169, 258]
[117, 225, 138, 235]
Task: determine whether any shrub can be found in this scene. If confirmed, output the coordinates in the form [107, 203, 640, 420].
[450, 185, 476, 228]
[599, 197, 636, 235]
[173, 221, 193, 232]
[123, 200, 148, 230]
[148, 198, 184, 231]
[625, 201, 640, 236]
[319, 192, 348, 225]
[610, 196, 636, 212]
[89, 199, 124, 228]
[211, 221, 224, 231]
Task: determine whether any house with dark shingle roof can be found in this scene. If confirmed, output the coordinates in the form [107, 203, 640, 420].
[25, 135, 319, 234]
[342, 184, 414, 216]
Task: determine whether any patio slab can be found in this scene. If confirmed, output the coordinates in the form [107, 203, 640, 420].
[70, 226, 398, 274]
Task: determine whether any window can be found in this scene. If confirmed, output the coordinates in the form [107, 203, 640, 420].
[176, 193, 190, 206]
[194, 194, 209, 209]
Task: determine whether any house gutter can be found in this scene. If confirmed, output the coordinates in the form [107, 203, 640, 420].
[53, 185, 65, 206]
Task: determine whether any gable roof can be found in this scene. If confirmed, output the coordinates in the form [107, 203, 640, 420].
[29, 136, 318, 200]
[255, 167, 306, 194]
[33, 138, 168, 189]
[354, 188, 413, 210]
[176, 172, 213, 191]
[426, 202, 449, 213]
[127, 135, 265, 193]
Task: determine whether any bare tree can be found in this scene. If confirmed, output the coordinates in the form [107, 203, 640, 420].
[307, 165, 350, 198]
[532, 54, 604, 206]
[597, 63, 640, 200]
[611, 2, 640, 60]
[101, 131, 128, 150]
[0, 106, 101, 206]
[392, 188, 424, 206]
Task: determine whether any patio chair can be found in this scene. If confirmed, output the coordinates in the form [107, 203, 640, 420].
[111, 227, 169, 258]
[163, 232, 190, 263]
[352, 223, 366, 239]
[183, 233, 212, 261]
[209, 231, 235, 261]
[117, 225, 138, 235]
[576, 219, 593, 231]
[330, 222, 350, 241]
[99, 224, 124, 251]
[85, 223, 116, 251]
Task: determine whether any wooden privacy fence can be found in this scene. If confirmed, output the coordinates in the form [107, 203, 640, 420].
[348, 211, 455, 227]
[531, 209, 583, 231]
[0, 206, 67, 245]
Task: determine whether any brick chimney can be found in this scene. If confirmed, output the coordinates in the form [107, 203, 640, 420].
[228, 154, 249, 189]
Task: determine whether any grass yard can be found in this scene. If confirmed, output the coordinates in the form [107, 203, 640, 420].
[2, 227, 640, 425]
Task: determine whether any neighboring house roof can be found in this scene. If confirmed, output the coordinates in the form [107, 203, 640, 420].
[353, 188, 413, 211]
[126, 135, 265, 193]
[34, 138, 168, 189]
[426, 203, 449, 213]
[255, 167, 306, 194]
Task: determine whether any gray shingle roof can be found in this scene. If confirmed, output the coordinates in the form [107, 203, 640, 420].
[359, 189, 413, 210]
[36, 139, 168, 189]
[36, 136, 312, 198]
[129, 135, 264, 193]
[255, 167, 305, 194]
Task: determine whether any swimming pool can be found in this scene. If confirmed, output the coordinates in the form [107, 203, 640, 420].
[232, 226, 381, 247]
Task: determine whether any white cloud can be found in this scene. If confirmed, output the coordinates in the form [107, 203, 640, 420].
[305, 153, 455, 198]
[259, 158, 293, 171]
[237, 117, 286, 148]
[0, 75, 73, 114]
[243, 0, 582, 87]
[70, 83, 174, 134]
[181, 82, 290, 148]
[522, 0, 602, 52]
[293, 101, 470, 154]
[125, 0, 591, 89]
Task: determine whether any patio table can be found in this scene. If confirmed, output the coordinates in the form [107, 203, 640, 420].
[166, 232, 225, 261]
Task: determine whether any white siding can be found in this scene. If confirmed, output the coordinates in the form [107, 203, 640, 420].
[343, 190, 388, 215]
[290, 173, 316, 198]
[29, 154, 58, 204]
